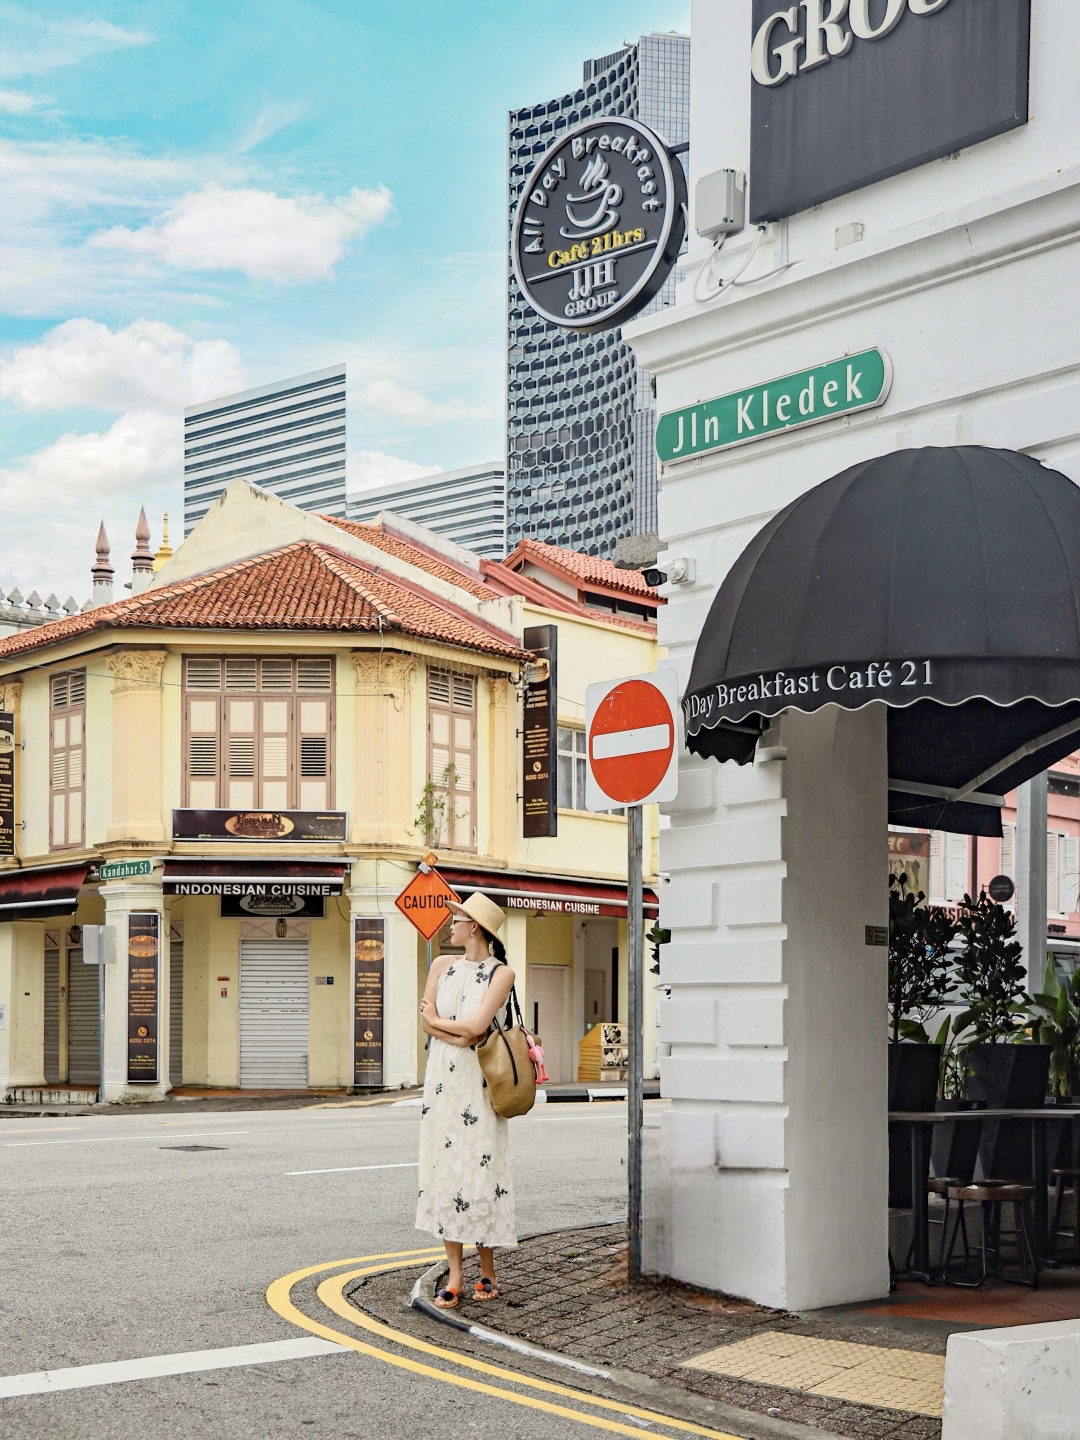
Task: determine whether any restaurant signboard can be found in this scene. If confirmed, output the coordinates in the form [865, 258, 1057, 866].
[171, 809, 347, 842]
[522, 624, 557, 838]
[511, 117, 687, 333]
[0, 711, 13, 856]
[352, 917, 385, 1088]
[656, 350, 891, 464]
[127, 912, 159, 1083]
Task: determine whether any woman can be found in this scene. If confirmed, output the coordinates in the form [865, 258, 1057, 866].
[416, 892, 517, 1308]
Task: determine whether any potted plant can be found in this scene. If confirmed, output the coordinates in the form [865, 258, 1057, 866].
[888, 874, 955, 1108]
[951, 891, 1051, 1181]
[887, 874, 955, 1207]
[1025, 954, 1080, 1100]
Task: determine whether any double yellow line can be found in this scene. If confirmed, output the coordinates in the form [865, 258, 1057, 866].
[267, 1249, 741, 1439]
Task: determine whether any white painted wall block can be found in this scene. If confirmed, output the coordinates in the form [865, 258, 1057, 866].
[658, 997, 718, 1046]
[663, 882, 717, 931]
[663, 765, 715, 815]
[720, 876, 784, 927]
[721, 758, 784, 807]
[662, 816, 781, 871]
[716, 1112, 786, 1170]
[661, 938, 783, 985]
[718, 996, 784, 1047]
[662, 1054, 785, 1104]
[942, 1320, 1080, 1440]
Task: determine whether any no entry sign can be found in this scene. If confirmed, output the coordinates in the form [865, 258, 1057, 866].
[585, 670, 679, 810]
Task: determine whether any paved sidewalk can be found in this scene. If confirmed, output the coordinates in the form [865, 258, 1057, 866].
[399, 1222, 1080, 1440]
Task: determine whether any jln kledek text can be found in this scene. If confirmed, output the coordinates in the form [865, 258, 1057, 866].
[684, 659, 935, 724]
[655, 349, 890, 464]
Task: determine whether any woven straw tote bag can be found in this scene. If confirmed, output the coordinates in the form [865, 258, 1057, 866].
[474, 986, 537, 1118]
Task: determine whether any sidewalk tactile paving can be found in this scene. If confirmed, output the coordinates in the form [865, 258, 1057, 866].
[682, 1331, 945, 1417]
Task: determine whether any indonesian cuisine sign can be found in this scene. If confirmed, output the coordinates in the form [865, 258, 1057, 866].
[656, 350, 891, 464]
[511, 117, 687, 333]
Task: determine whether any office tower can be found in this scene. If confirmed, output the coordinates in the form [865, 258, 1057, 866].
[183, 364, 346, 533]
[506, 33, 690, 555]
[348, 462, 507, 559]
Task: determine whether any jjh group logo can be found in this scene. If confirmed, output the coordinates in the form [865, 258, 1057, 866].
[512, 117, 686, 334]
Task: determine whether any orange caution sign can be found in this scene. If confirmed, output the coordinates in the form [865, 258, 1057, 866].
[394, 853, 459, 941]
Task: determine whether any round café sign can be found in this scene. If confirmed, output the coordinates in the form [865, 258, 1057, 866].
[511, 117, 687, 333]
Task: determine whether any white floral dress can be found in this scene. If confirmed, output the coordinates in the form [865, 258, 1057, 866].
[415, 957, 518, 1248]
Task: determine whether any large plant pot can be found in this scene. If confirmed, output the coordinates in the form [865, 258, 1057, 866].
[888, 1044, 942, 1207]
[930, 1099, 983, 1183]
[966, 1043, 1052, 1181]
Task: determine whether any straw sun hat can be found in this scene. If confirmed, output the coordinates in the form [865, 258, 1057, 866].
[446, 892, 506, 940]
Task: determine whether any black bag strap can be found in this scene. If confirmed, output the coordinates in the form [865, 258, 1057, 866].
[483, 957, 520, 1031]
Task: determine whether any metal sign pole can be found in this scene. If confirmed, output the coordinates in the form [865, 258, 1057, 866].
[426, 939, 433, 974]
[627, 802, 644, 1280]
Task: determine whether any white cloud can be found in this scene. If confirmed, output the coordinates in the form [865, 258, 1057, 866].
[0, 318, 246, 594]
[354, 377, 491, 428]
[90, 181, 393, 283]
[1, 7, 153, 81]
[0, 317, 246, 413]
[234, 100, 308, 154]
[347, 450, 442, 496]
[0, 89, 37, 113]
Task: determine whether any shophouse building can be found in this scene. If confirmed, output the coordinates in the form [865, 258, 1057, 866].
[348, 462, 508, 559]
[183, 364, 347, 533]
[0, 482, 660, 1102]
[625, 0, 1080, 1310]
[506, 33, 689, 554]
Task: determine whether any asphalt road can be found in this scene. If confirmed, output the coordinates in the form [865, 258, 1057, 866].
[0, 1099, 649, 1440]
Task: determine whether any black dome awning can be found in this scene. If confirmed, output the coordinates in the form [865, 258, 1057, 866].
[683, 447, 1080, 837]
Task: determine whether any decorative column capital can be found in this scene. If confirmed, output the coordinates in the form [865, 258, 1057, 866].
[352, 650, 415, 695]
[0, 680, 23, 712]
[486, 674, 509, 710]
[106, 649, 167, 690]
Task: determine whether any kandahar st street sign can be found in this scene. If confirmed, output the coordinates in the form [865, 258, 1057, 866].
[511, 117, 687, 333]
[655, 349, 892, 463]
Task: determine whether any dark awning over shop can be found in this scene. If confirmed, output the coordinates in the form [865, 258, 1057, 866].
[162, 858, 348, 896]
[440, 866, 659, 919]
[683, 448, 1080, 836]
[0, 863, 91, 922]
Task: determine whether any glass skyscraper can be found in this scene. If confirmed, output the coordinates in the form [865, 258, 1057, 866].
[506, 34, 689, 556]
[347, 462, 507, 559]
[183, 364, 347, 534]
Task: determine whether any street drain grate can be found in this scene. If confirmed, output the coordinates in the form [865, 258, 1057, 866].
[161, 1144, 226, 1152]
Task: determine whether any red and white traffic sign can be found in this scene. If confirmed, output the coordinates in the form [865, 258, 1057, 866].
[585, 669, 679, 810]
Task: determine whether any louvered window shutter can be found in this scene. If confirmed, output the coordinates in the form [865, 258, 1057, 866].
[1061, 835, 1080, 915]
[928, 831, 943, 901]
[451, 675, 476, 851]
[226, 697, 256, 809]
[945, 834, 968, 903]
[1000, 823, 1015, 880]
[1047, 831, 1060, 913]
[298, 697, 330, 810]
[49, 670, 86, 849]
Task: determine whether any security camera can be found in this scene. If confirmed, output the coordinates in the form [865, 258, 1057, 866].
[642, 567, 667, 588]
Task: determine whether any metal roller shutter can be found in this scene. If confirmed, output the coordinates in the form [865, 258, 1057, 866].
[67, 949, 100, 1085]
[44, 947, 61, 1084]
[239, 940, 309, 1088]
[170, 941, 184, 1087]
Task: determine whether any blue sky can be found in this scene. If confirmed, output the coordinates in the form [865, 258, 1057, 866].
[0, 0, 689, 595]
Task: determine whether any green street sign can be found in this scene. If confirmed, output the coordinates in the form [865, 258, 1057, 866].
[99, 859, 154, 881]
[655, 348, 891, 463]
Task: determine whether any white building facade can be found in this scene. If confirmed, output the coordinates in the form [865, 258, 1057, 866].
[627, 0, 1080, 1310]
[348, 461, 507, 558]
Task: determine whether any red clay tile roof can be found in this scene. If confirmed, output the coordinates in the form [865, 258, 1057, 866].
[322, 515, 492, 600]
[0, 542, 526, 663]
[504, 539, 659, 600]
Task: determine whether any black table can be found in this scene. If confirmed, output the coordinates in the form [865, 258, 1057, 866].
[889, 1107, 1080, 1281]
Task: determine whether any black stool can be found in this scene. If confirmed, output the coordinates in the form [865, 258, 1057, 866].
[1049, 1167, 1080, 1265]
[943, 1182, 1039, 1288]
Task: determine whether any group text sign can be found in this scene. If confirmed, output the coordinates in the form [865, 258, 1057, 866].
[750, 0, 1031, 222]
[656, 350, 890, 464]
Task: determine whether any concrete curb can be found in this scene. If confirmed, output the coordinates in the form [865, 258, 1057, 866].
[398, 1222, 837, 1440]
